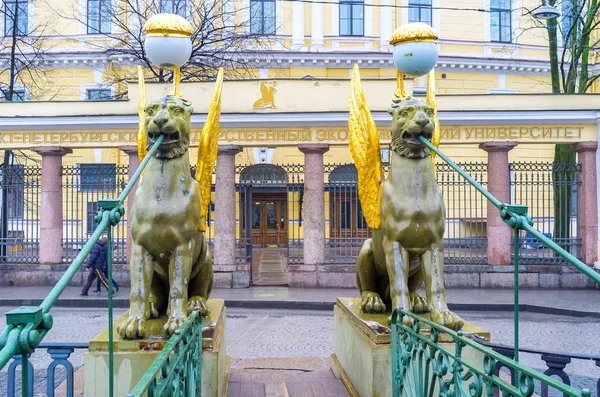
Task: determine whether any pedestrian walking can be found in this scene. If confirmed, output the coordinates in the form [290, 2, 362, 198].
[94, 261, 120, 293]
[80, 237, 112, 296]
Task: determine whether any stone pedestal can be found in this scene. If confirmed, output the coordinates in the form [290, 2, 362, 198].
[331, 298, 490, 397]
[32, 146, 72, 264]
[84, 300, 228, 397]
[480, 141, 518, 265]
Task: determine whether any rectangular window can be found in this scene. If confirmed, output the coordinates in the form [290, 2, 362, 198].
[562, 0, 582, 46]
[86, 202, 98, 234]
[161, 0, 186, 17]
[250, 0, 276, 34]
[79, 164, 116, 191]
[490, 0, 511, 43]
[4, 165, 24, 218]
[408, 0, 432, 25]
[86, 89, 112, 100]
[87, 0, 112, 34]
[339, 0, 364, 36]
[6, 89, 27, 102]
[5, 0, 28, 36]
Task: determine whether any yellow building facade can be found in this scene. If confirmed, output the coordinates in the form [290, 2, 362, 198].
[0, 0, 598, 288]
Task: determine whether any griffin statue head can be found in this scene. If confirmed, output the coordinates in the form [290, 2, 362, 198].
[145, 95, 194, 159]
[388, 98, 435, 159]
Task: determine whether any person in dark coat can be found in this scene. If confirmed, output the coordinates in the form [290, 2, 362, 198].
[94, 257, 120, 293]
[80, 237, 112, 296]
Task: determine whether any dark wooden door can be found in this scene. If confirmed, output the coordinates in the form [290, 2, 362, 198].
[245, 194, 288, 247]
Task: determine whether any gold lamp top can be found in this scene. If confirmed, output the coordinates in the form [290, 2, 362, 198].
[143, 13, 194, 37]
[389, 23, 438, 45]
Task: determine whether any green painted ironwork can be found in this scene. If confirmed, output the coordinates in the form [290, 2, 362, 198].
[126, 311, 203, 397]
[387, 136, 600, 397]
[391, 309, 592, 397]
[0, 134, 166, 397]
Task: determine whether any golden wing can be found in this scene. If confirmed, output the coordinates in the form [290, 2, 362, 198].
[348, 64, 382, 229]
[137, 66, 148, 162]
[195, 68, 224, 232]
[426, 70, 441, 167]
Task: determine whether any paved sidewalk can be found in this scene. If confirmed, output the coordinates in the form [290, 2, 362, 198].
[0, 286, 598, 317]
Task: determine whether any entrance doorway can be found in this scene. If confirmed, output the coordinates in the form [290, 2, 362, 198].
[246, 194, 288, 247]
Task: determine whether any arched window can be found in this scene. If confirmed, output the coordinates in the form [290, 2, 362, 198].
[240, 164, 287, 184]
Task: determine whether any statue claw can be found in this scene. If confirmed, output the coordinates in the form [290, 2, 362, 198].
[163, 316, 186, 337]
[361, 291, 386, 313]
[117, 314, 147, 339]
[187, 296, 210, 316]
[409, 292, 428, 313]
[430, 309, 464, 331]
[149, 302, 160, 318]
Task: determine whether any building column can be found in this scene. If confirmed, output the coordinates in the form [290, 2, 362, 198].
[379, 0, 393, 51]
[311, 2, 324, 50]
[479, 141, 517, 266]
[32, 146, 72, 264]
[572, 141, 598, 265]
[299, 144, 329, 269]
[119, 146, 140, 265]
[292, 1, 305, 49]
[215, 145, 245, 287]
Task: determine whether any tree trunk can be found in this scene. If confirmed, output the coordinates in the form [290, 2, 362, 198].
[552, 144, 576, 253]
[7, 0, 20, 101]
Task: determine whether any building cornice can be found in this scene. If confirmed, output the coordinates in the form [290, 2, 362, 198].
[0, 110, 596, 131]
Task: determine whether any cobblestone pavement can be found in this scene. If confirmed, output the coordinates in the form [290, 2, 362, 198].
[1, 307, 599, 396]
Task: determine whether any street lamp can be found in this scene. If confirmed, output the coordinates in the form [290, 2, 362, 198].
[389, 22, 439, 99]
[137, 13, 194, 160]
[533, 2, 561, 20]
[142, 13, 194, 96]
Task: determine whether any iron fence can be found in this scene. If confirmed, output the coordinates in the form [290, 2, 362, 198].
[322, 162, 488, 265]
[62, 164, 129, 264]
[436, 162, 488, 264]
[0, 165, 41, 263]
[510, 162, 582, 264]
[3, 342, 88, 397]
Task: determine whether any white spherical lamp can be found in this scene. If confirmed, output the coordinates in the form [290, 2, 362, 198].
[143, 14, 194, 68]
[390, 23, 439, 78]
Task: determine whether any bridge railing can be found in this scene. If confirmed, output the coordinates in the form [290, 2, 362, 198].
[391, 136, 600, 397]
[0, 134, 204, 397]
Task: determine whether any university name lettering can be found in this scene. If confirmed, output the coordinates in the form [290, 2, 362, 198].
[213, 128, 392, 142]
[0, 125, 588, 146]
[441, 126, 584, 140]
[0, 131, 137, 144]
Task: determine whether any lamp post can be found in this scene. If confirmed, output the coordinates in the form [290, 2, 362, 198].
[389, 22, 439, 99]
[142, 13, 194, 97]
[137, 13, 194, 161]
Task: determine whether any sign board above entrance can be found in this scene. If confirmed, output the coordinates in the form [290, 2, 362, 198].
[0, 124, 595, 149]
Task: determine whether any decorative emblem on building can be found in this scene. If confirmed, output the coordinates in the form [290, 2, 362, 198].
[253, 81, 277, 109]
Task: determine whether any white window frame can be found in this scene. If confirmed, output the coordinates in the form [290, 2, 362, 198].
[81, 84, 115, 100]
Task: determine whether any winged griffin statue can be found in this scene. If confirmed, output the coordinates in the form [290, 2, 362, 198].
[117, 61, 223, 339]
[349, 23, 464, 331]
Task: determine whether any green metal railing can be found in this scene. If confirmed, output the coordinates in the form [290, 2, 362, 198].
[0, 134, 203, 397]
[390, 136, 600, 397]
[126, 311, 203, 397]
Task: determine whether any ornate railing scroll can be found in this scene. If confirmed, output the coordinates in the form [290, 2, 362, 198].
[0, 135, 166, 397]
[391, 309, 593, 397]
[126, 311, 203, 397]
[389, 136, 599, 397]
